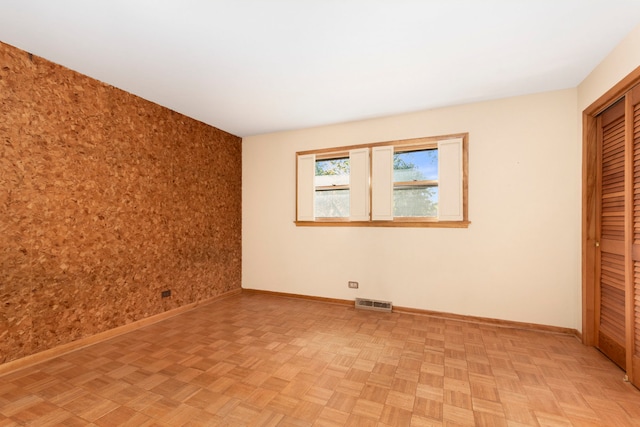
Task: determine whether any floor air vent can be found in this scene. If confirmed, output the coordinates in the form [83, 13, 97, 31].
[355, 298, 393, 313]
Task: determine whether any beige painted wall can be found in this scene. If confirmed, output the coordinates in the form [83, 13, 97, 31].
[243, 89, 580, 329]
[578, 23, 640, 111]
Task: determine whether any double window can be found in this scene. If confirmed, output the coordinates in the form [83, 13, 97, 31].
[296, 134, 468, 227]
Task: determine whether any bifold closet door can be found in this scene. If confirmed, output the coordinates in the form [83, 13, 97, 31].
[597, 98, 627, 370]
[631, 83, 640, 389]
[597, 82, 640, 388]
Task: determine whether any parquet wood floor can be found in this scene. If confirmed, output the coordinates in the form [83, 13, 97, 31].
[1, 293, 640, 426]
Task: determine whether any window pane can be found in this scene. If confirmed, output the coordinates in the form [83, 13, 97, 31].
[393, 149, 437, 182]
[315, 157, 350, 218]
[393, 187, 438, 217]
[316, 189, 350, 217]
[315, 158, 349, 186]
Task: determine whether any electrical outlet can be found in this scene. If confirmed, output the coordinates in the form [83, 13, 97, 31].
[348, 281, 359, 289]
[161, 289, 171, 298]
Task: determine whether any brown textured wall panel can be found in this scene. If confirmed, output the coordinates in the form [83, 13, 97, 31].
[0, 41, 242, 365]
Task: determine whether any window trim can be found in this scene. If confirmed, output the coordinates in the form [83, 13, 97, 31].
[295, 133, 469, 228]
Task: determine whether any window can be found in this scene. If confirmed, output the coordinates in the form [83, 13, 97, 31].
[315, 155, 350, 218]
[393, 146, 438, 218]
[296, 134, 468, 227]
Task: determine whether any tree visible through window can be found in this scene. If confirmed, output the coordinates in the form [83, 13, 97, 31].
[393, 149, 438, 217]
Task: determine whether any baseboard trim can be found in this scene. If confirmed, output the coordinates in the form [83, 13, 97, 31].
[0, 288, 241, 377]
[392, 305, 580, 338]
[242, 288, 580, 338]
[241, 288, 353, 307]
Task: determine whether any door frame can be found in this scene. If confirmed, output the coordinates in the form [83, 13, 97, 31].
[582, 66, 640, 368]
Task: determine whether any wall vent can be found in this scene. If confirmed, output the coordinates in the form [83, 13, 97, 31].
[355, 298, 392, 313]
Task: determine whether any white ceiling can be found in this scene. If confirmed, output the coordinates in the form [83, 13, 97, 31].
[1, 1, 640, 137]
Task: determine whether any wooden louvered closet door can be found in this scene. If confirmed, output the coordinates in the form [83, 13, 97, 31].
[631, 83, 640, 388]
[585, 68, 640, 390]
[597, 99, 627, 369]
[595, 82, 640, 388]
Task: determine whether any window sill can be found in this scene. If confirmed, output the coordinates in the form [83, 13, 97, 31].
[294, 220, 471, 228]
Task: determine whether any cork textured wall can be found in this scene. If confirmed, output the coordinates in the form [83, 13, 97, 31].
[0, 41, 242, 365]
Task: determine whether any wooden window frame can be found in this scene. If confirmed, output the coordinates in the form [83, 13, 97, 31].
[295, 133, 470, 228]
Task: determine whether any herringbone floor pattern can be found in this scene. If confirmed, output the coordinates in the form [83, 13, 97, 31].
[1, 293, 639, 426]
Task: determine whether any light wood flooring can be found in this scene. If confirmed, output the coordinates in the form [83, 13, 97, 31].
[1, 293, 640, 426]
